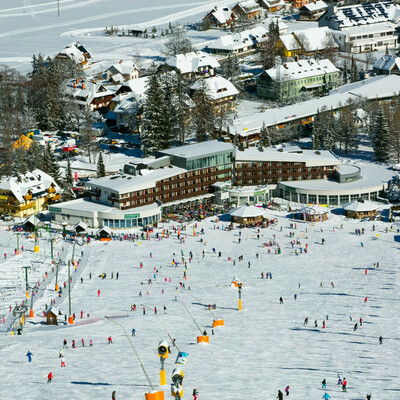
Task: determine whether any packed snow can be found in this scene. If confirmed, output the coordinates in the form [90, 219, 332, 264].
[0, 210, 399, 399]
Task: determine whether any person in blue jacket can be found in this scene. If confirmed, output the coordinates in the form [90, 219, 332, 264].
[322, 393, 331, 400]
[26, 351, 33, 362]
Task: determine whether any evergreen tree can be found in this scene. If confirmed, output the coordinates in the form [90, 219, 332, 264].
[337, 105, 358, 154]
[97, 152, 106, 178]
[324, 109, 336, 151]
[142, 70, 169, 155]
[192, 79, 215, 142]
[258, 122, 271, 148]
[221, 55, 242, 88]
[170, 72, 191, 145]
[42, 142, 62, 185]
[350, 57, 359, 83]
[373, 106, 391, 162]
[64, 159, 74, 187]
[312, 110, 322, 150]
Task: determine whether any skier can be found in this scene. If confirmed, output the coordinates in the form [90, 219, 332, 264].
[379, 336, 383, 344]
[60, 356, 66, 367]
[285, 386, 290, 396]
[193, 388, 198, 400]
[366, 395, 372, 400]
[337, 374, 343, 385]
[131, 328, 136, 337]
[81, 338, 85, 347]
[322, 393, 331, 400]
[26, 351, 33, 362]
[280, 297, 283, 304]
[90, 339, 93, 347]
[304, 317, 308, 325]
[108, 336, 113, 344]
[342, 378, 347, 392]
[277, 390, 283, 400]
[98, 289, 101, 297]
[72, 339, 76, 349]
[314, 320, 318, 328]
[321, 378, 326, 389]
[63, 339, 67, 349]
[354, 323, 358, 331]
[47, 372, 53, 383]
[112, 391, 116, 400]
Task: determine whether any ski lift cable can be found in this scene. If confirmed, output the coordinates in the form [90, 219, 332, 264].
[105, 316, 156, 391]
[186, 292, 218, 320]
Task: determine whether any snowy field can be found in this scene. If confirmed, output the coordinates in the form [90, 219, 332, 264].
[0, 210, 399, 399]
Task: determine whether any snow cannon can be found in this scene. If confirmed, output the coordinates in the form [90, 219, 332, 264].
[171, 368, 184, 385]
[158, 340, 170, 386]
[170, 383, 183, 399]
[231, 277, 241, 288]
[158, 340, 170, 359]
[145, 390, 165, 400]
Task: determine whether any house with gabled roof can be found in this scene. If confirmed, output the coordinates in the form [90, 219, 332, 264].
[55, 42, 92, 66]
[203, 6, 237, 28]
[105, 61, 139, 83]
[319, 2, 400, 53]
[257, 58, 340, 100]
[190, 76, 240, 113]
[232, 0, 262, 19]
[65, 78, 116, 111]
[258, 0, 285, 13]
[293, 26, 339, 56]
[162, 51, 220, 81]
[299, 1, 328, 20]
[0, 169, 61, 218]
[206, 26, 268, 55]
[372, 54, 400, 75]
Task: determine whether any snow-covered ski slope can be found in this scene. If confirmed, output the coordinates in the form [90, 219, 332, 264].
[0, 210, 399, 399]
[0, 0, 234, 73]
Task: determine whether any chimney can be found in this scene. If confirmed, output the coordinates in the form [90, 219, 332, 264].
[73, 82, 77, 89]
[82, 83, 86, 90]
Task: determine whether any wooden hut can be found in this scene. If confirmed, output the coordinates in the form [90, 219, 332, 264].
[97, 226, 112, 241]
[45, 307, 58, 325]
[22, 215, 38, 232]
[229, 206, 266, 225]
[342, 200, 379, 219]
[299, 205, 328, 222]
[73, 221, 88, 235]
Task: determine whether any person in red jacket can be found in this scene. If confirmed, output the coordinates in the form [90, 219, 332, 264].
[108, 336, 113, 344]
[47, 372, 53, 383]
[342, 378, 347, 392]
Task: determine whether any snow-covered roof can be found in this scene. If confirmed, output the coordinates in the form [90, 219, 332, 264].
[97, 226, 112, 235]
[331, 1, 400, 28]
[300, 1, 327, 12]
[159, 140, 234, 159]
[235, 147, 340, 167]
[56, 42, 91, 64]
[207, 26, 268, 51]
[73, 221, 88, 231]
[23, 215, 39, 227]
[342, 200, 379, 212]
[166, 51, 220, 74]
[300, 204, 328, 215]
[45, 306, 59, 316]
[87, 165, 187, 195]
[338, 21, 396, 36]
[373, 54, 400, 72]
[266, 58, 339, 81]
[0, 169, 59, 204]
[190, 76, 239, 100]
[208, 6, 235, 25]
[230, 205, 266, 218]
[107, 61, 137, 76]
[279, 34, 301, 51]
[121, 76, 150, 100]
[234, 0, 261, 13]
[64, 79, 116, 106]
[229, 75, 400, 136]
[294, 27, 338, 52]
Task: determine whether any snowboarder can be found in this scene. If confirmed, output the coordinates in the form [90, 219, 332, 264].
[26, 351, 33, 362]
[277, 390, 283, 400]
[284, 386, 290, 396]
[322, 393, 331, 400]
[60, 356, 66, 367]
[47, 372, 53, 383]
[321, 378, 326, 389]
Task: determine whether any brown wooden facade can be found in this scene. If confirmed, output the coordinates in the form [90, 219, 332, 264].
[88, 166, 232, 209]
[235, 161, 336, 186]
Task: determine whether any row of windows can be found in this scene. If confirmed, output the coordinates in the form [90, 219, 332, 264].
[281, 191, 379, 205]
[349, 31, 393, 41]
